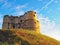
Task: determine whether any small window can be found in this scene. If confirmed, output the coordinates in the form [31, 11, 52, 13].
[8, 23, 9, 29]
[13, 24, 15, 28]
[11, 19, 13, 21]
[18, 26, 20, 28]
[20, 20, 22, 22]
[33, 15, 35, 17]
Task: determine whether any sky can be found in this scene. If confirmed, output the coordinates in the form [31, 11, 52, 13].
[0, 0, 60, 41]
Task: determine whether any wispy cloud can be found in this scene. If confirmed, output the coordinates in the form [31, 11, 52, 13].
[38, 14, 60, 41]
[0, 14, 3, 29]
[0, 14, 3, 23]
[16, 5, 27, 10]
[39, 0, 54, 12]
[12, 11, 24, 16]
[34, 8, 40, 13]
[12, 4, 28, 11]
[11, 4, 28, 16]
[1, 1, 12, 9]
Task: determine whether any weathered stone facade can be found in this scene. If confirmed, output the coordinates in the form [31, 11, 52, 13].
[2, 11, 40, 33]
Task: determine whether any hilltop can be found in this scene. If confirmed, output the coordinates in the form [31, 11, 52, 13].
[0, 29, 60, 45]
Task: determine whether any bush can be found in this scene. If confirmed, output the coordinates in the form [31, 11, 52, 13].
[0, 42, 9, 45]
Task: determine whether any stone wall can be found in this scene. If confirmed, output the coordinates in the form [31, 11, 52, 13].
[2, 11, 40, 33]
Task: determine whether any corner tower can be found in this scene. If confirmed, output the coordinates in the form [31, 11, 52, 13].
[23, 11, 40, 33]
[2, 15, 10, 29]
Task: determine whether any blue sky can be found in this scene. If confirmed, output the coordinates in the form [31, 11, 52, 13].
[0, 0, 60, 41]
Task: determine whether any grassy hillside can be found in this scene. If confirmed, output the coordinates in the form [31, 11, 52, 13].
[0, 29, 60, 45]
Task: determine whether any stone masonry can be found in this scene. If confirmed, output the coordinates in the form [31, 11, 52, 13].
[2, 11, 40, 33]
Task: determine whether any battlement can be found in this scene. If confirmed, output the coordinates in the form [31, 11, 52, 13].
[2, 11, 40, 33]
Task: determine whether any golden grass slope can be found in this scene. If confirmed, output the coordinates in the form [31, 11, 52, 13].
[0, 29, 60, 45]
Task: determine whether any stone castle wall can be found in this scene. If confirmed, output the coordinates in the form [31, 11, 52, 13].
[2, 11, 40, 33]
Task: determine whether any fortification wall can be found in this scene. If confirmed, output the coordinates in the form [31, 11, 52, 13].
[2, 11, 40, 33]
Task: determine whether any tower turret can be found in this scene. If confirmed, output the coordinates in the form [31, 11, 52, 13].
[23, 11, 40, 33]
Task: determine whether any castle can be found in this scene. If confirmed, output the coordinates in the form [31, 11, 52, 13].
[2, 11, 40, 33]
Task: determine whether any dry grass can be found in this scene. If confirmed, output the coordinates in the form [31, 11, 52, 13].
[0, 29, 60, 45]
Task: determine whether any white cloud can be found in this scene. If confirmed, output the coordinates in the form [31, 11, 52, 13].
[34, 8, 40, 13]
[12, 11, 24, 16]
[38, 14, 60, 41]
[10, 4, 28, 11]
[11, 4, 28, 16]
[0, 18, 3, 23]
[54, 0, 59, 3]
[0, 22, 2, 29]
[15, 4, 27, 10]
[0, 14, 3, 29]
[39, 0, 54, 12]
[1, 0, 12, 9]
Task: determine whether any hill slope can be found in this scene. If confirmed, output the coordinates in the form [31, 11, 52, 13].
[0, 29, 60, 45]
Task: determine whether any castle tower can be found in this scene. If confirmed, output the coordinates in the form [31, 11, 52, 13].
[23, 11, 40, 33]
[2, 11, 40, 33]
[2, 15, 10, 29]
